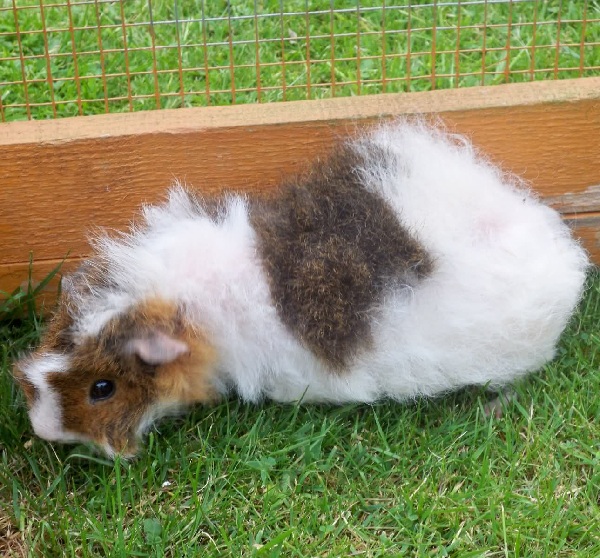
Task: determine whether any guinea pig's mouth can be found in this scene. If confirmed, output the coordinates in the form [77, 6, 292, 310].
[100, 439, 139, 460]
[98, 403, 180, 459]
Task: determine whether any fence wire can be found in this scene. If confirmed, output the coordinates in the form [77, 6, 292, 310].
[0, 0, 598, 121]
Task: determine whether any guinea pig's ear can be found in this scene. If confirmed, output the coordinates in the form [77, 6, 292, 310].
[125, 330, 190, 366]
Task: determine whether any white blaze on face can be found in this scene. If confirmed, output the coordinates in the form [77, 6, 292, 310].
[21, 353, 74, 442]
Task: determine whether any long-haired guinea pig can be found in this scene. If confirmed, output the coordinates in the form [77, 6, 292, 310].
[14, 120, 589, 457]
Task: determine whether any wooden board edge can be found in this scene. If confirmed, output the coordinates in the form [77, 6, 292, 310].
[1, 79, 599, 306]
[1, 77, 599, 146]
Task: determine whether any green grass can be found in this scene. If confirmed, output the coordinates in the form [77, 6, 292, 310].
[1, 271, 599, 556]
[2, 2, 600, 556]
[0, 0, 599, 120]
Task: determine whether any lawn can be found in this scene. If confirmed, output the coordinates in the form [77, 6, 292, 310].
[1, 273, 599, 556]
[1, 1, 600, 556]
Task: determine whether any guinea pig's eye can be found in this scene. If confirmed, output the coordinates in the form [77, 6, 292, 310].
[90, 379, 115, 402]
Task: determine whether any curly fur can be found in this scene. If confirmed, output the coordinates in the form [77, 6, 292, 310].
[251, 143, 433, 368]
[14, 119, 589, 456]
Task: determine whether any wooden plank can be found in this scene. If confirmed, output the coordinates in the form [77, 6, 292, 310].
[1, 78, 599, 304]
[563, 213, 600, 263]
[0, 258, 79, 311]
[545, 185, 600, 214]
[2, 76, 599, 146]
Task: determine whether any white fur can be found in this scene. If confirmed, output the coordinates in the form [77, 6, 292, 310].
[66, 121, 589, 405]
[20, 354, 84, 442]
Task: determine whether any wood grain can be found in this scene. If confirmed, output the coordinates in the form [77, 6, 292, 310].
[1, 77, 599, 304]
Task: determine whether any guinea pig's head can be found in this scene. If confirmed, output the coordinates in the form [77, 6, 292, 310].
[13, 292, 217, 458]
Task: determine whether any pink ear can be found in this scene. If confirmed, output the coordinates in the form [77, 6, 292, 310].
[126, 331, 190, 366]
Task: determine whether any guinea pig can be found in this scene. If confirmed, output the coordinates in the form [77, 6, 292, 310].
[13, 120, 590, 457]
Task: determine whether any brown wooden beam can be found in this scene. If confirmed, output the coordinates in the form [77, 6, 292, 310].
[1, 77, 599, 306]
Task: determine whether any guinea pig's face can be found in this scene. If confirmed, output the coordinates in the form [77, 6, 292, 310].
[14, 297, 217, 457]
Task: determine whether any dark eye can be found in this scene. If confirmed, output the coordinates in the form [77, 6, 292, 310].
[90, 380, 115, 402]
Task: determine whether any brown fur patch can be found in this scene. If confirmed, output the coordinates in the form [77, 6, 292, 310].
[45, 298, 217, 455]
[37, 292, 75, 353]
[251, 143, 432, 369]
[37, 258, 111, 353]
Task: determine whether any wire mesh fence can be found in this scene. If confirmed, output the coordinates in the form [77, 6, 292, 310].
[0, 0, 598, 121]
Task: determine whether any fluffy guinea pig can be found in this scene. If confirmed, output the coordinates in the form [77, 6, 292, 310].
[14, 120, 589, 457]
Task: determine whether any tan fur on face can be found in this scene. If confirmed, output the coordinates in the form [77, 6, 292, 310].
[126, 299, 219, 406]
[32, 297, 217, 455]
